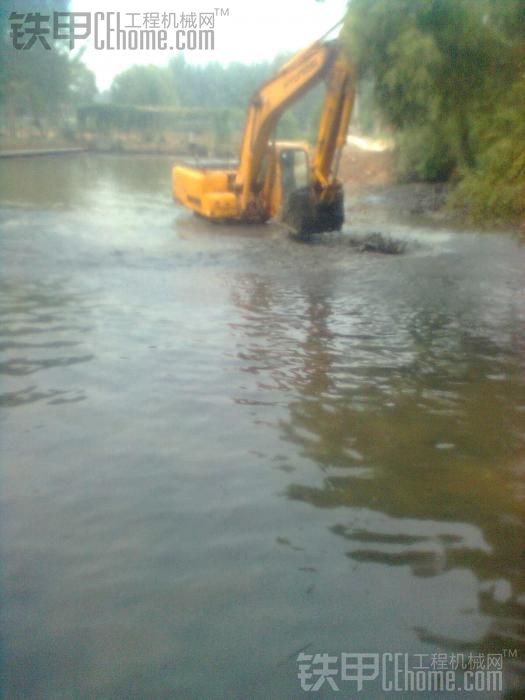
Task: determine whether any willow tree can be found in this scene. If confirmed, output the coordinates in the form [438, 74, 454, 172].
[343, 0, 525, 225]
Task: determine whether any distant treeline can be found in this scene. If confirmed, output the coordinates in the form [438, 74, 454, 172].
[344, 0, 525, 225]
[77, 104, 235, 154]
[78, 105, 231, 133]
[107, 57, 324, 144]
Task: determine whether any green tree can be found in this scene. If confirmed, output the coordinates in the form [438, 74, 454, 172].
[110, 64, 177, 106]
[343, 0, 525, 225]
[0, 1, 97, 135]
[70, 49, 97, 106]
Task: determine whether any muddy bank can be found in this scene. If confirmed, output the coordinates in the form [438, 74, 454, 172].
[339, 140, 524, 234]
[346, 181, 453, 227]
[339, 140, 454, 228]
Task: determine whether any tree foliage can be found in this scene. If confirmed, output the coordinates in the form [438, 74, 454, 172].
[111, 65, 177, 106]
[344, 0, 525, 225]
[449, 76, 525, 224]
[165, 55, 323, 139]
[106, 54, 326, 143]
[0, 1, 98, 133]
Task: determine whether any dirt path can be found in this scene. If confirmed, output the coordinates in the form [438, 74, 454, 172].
[339, 136, 394, 190]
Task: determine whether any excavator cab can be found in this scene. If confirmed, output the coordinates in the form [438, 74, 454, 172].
[255, 142, 312, 226]
[272, 142, 344, 236]
[272, 143, 318, 237]
[278, 146, 310, 201]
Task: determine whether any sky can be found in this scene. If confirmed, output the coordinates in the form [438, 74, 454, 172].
[70, 0, 349, 91]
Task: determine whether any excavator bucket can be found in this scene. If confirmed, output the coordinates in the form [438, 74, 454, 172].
[282, 187, 345, 238]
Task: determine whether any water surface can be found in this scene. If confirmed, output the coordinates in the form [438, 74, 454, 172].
[1, 155, 524, 698]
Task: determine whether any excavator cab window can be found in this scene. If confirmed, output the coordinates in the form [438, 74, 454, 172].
[293, 149, 310, 189]
[279, 148, 309, 200]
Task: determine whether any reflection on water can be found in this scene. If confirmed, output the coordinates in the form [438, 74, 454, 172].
[0, 153, 171, 209]
[230, 251, 525, 690]
[1, 154, 524, 698]
[0, 280, 92, 407]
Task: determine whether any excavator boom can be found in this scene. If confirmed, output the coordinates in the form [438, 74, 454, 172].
[235, 40, 339, 215]
[313, 53, 355, 192]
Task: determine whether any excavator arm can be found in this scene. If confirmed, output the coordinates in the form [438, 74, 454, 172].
[312, 52, 355, 198]
[234, 40, 341, 216]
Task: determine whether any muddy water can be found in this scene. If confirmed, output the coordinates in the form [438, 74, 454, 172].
[1, 154, 524, 698]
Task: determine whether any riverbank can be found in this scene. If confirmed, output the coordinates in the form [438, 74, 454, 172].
[340, 139, 523, 235]
[340, 138, 455, 229]
[0, 147, 87, 159]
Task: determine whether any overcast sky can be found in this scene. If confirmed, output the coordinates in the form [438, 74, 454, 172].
[70, 0, 348, 91]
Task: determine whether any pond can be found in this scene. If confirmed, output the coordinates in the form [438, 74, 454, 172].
[1, 154, 524, 698]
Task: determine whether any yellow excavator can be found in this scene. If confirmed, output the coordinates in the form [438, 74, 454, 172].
[172, 26, 354, 238]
